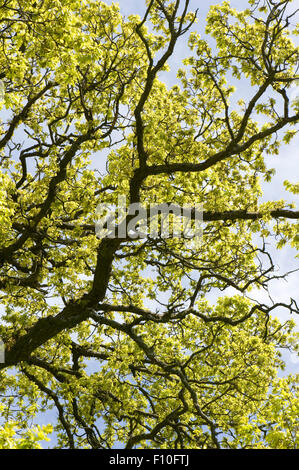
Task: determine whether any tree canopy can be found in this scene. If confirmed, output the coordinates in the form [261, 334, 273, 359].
[0, 0, 298, 449]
